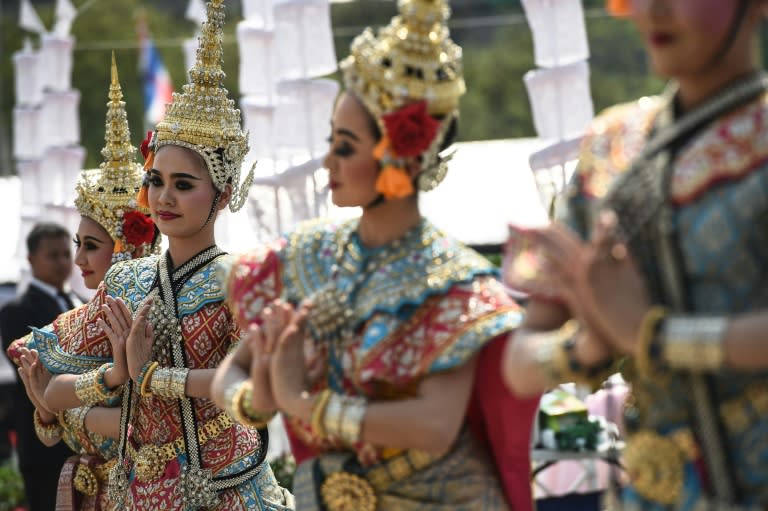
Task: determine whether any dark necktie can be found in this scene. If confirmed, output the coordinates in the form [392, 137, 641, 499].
[57, 291, 75, 311]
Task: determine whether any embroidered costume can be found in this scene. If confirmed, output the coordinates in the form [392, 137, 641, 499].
[221, 217, 530, 510]
[508, 74, 768, 510]
[6, 54, 155, 511]
[219, 1, 540, 508]
[9, 1, 292, 509]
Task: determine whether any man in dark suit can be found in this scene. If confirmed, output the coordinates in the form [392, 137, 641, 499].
[0, 223, 79, 511]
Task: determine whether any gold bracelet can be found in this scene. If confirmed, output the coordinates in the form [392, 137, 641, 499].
[33, 409, 62, 442]
[323, 393, 345, 438]
[339, 396, 367, 446]
[661, 316, 727, 371]
[310, 389, 333, 438]
[138, 361, 160, 397]
[533, 319, 579, 384]
[149, 367, 189, 399]
[241, 381, 276, 426]
[224, 380, 274, 428]
[223, 380, 244, 421]
[635, 306, 668, 377]
[63, 405, 91, 432]
[94, 363, 120, 401]
[74, 369, 103, 406]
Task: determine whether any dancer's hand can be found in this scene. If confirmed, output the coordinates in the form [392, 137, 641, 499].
[127, 300, 154, 380]
[531, 213, 651, 355]
[98, 296, 132, 387]
[579, 211, 651, 355]
[18, 348, 55, 419]
[240, 322, 276, 412]
[268, 301, 311, 415]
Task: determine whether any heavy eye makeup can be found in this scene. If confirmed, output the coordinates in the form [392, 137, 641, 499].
[149, 169, 200, 190]
[74, 236, 104, 251]
[327, 131, 359, 158]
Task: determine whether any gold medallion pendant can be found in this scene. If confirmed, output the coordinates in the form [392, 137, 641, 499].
[624, 429, 698, 505]
[321, 472, 377, 511]
[134, 444, 168, 482]
[73, 464, 99, 496]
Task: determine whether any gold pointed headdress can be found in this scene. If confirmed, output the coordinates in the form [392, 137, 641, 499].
[340, 0, 465, 194]
[149, 0, 252, 212]
[75, 53, 157, 263]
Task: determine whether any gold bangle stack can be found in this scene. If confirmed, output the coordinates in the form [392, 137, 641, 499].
[339, 396, 367, 445]
[323, 393, 345, 438]
[63, 405, 91, 432]
[74, 363, 121, 406]
[316, 391, 368, 445]
[148, 367, 189, 399]
[635, 306, 668, 377]
[661, 316, 727, 372]
[224, 380, 276, 429]
[33, 409, 62, 442]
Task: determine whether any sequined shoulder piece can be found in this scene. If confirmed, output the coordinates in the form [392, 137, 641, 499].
[578, 97, 662, 199]
[29, 323, 110, 374]
[104, 256, 158, 311]
[175, 256, 227, 316]
[281, 218, 500, 327]
[671, 92, 768, 204]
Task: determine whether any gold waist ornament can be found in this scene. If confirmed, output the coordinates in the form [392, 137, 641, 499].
[126, 413, 233, 482]
[74, 458, 116, 497]
[320, 449, 436, 511]
[623, 429, 699, 505]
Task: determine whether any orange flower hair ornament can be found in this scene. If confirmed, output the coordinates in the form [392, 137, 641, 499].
[373, 101, 440, 200]
[606, 0, 632, 17]
[137, 130, 154, 209]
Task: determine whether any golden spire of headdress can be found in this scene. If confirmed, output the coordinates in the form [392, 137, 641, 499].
[75, 52, 155, 262]
[152, 0, 252, 212]
[341, 0, 465, 121]
[98, 51, 139, 191]
[340, 0, 465, 193]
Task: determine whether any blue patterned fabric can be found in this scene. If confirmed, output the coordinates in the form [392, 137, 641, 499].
[279, 218, 504, 354]
[563, 94, 768, 509]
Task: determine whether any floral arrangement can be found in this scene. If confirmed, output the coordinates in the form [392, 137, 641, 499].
[372, 101, 440, 200]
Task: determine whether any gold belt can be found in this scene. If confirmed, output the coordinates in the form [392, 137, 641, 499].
[320, 449, 437, 511]
[74, 458, 116, 497]
[126, 413, 233, 482]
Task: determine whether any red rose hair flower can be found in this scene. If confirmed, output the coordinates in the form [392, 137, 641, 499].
[140, 131, 153, 159]
[122, 211, 155, 247]
[381, 101, 440, 157]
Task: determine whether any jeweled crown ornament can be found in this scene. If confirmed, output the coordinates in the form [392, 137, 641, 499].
[151, 0, 253, 212]
[340, 0, 465, 193]
[75, 52, 156, 264]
